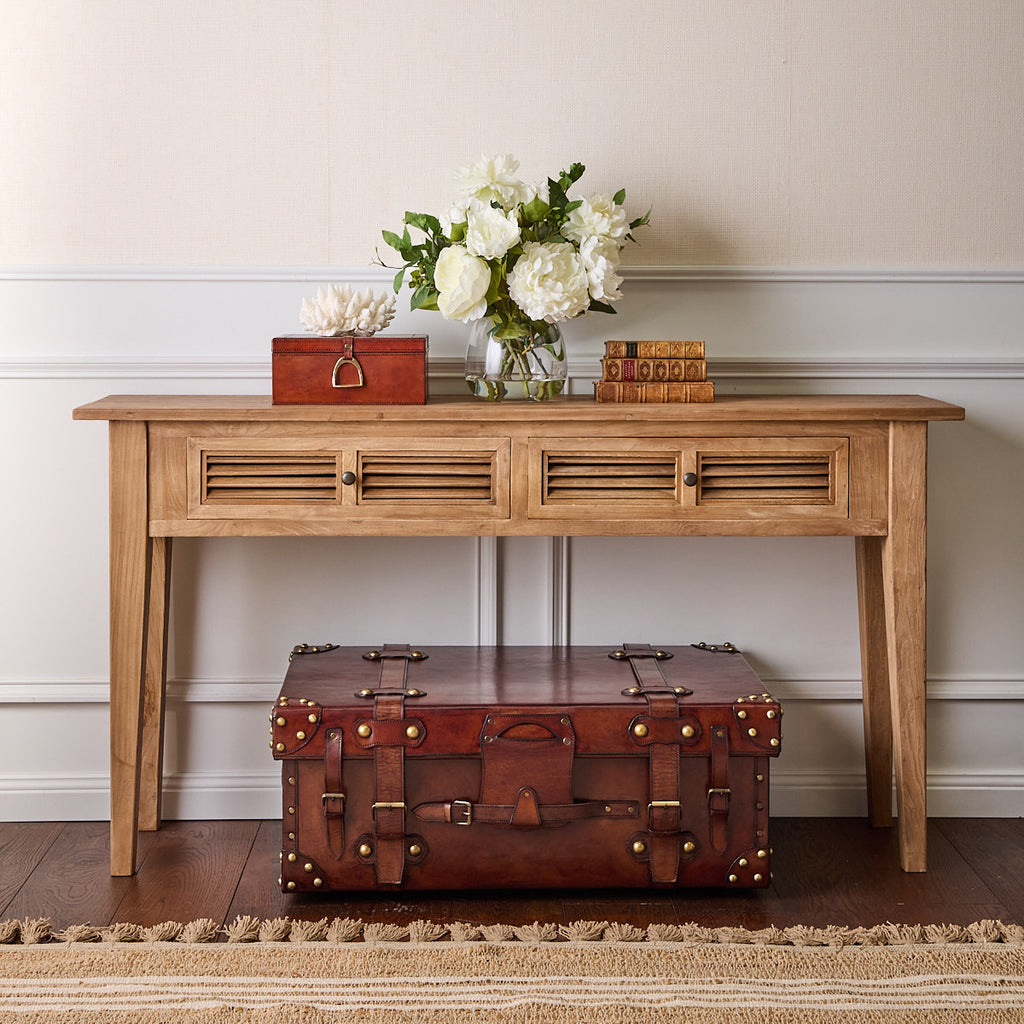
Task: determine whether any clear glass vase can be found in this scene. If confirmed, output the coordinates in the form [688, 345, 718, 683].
[464, 319, 567, 401]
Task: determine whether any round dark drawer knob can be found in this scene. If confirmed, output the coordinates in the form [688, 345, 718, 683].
[340, 471, 356, 486]
[682, 472, 698, 487]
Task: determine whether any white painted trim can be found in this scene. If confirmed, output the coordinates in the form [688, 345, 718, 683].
[3, 675, 1021, 705]
[3, 264, 1024, 284]
[4, 355, 1022, 381]
[4, 768, 1022, 821]
[475, 537, 499, 646]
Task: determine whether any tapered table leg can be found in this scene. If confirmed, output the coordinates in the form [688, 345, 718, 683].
[108, 421, 150, 875]
[855, 535, 893, 827]
[139, 536, 172, 831]
[881, 421, 929, 872]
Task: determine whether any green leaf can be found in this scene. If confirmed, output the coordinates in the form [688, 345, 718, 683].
[393, 268, 406, 293]
[589, 299, 618, 315]
[410, 285, 439, 312]
[405, 211, 442, 236]
[381, 229, 405, 253]
[522, 196, 550, 223]
[629, 206, 653, 230]
[448, 220, 466, 243]
[613, 188, 626, 205]
[564, 199, 583, 213]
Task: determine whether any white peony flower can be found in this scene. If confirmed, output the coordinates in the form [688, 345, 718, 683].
[464, 198, 521, 259]
[440, 200, 469, 236]
[455, 153, 528, 208]
[562, 193, 629, 244]
[579, 235, 624, 303]
[508, 241, 590, 323]
[434, 244, 491, 322]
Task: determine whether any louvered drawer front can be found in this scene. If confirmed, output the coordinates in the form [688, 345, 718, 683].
[202, 453, 338, 503]
[543, 453, 679, 503]
[358, 453, 496, 503]
[693, 438, 849, 515]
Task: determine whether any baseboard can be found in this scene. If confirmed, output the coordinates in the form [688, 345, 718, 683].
[4, 768, 1022, 822]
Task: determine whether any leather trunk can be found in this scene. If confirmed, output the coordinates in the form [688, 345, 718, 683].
[272, 335, 428, 404]
[271, 643, 782, 892]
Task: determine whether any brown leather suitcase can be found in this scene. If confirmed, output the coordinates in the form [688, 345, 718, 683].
[271, 642, 782, 892]
[272, 335, 428, 404]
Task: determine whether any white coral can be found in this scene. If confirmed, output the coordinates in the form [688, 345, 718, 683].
[299, 283, 396, 337]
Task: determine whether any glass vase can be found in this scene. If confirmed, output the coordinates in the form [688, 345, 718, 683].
[464, 319, 567, 401]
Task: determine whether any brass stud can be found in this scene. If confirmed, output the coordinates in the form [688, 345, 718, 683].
[738, 858, 748, 868]
[766, 710, 777, 719]
[287, 806, 294, 814]
[753, 873, 763, 882]
[366, 650, 381, 660]
[632, 840, 647, 855]
[683, 841, 696, 853]
[358, 843, 373, 859]
[673, 686, 688, 695]
[358, 688, 373, 697]
[626, 686, 641, 695]
[770, 738, 780, 747]
[737, 710, 748, 720]
[748, 727, 758, 738]
[757, 849, 768, 859]
[612, 649, 626, 659]
[409, 843, 422, 857]
[278, 852, 283, 861]
[304, 862, 313, 873]
[287, 832, 295, 841]
[313, 877, 323, 887]
[411, 650, 424, 659]
[296, 731, 306, 741]
[286, 881, 296, 891]
[736, 697, 746, 703]
[562, 737, 571, 746]
[405, 725, 421, 740]
[299, 699, 308, 705]
[655, 650, 667, 658]
[756, 774, 764, 782]
[681, 724, 695, 738]
[560, 717, 569, 725]
[357, 723, 372, 738]
[287, 852, 297, 862]
[279, 698, 289, 705]
[604, 805, 612, 813]
[288, 777, 295, 785]
[728, 873, 738, 883]
[408, 688, 422, 696]
[308, 713, 318, 723]
[275, 742, 286, 752]
[628, 807, 635, 814]
[276, 716, 286, 726]
[632, 723, 649, 738]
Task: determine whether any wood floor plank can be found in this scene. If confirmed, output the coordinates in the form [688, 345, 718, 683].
[110, 821, 259, 927]
[770, 817, 1009, 927]
[0, 822, 151, 930]
[935, 817, 1024, 923]
[0, 822, 64, 917]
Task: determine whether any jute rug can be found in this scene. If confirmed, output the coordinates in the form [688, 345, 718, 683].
[1, 918, 1023, 1022]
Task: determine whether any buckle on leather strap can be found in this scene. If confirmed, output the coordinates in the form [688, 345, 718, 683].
[648, 800, 681, 813]
[451, 799, 473, 826]
[321, 791, 346, 810]
[371, 801, 406, 819]
[708, 787, 731, 811]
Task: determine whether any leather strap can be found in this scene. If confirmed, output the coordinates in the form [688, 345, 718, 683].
[322, 728, 345, 858]
[620, 643, 683, 883]
[412, 798, 638, 826]
[370, 644, 413, 886]
[708, 724, 731, 853]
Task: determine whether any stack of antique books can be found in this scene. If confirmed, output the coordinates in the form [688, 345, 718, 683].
[594, 340, 714, 403]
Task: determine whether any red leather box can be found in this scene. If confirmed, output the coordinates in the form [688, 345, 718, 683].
[272, 335, 428, 404]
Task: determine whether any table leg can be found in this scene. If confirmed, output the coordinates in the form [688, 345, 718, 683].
[139, 536, 172, 831]
[881, 421, 929, 872]
[108, 421, 150, 875]
[855, 535, 893, 827]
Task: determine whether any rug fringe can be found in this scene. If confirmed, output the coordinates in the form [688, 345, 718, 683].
[1, 915, 1021, 946]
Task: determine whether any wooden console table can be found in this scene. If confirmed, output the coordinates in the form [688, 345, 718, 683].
[73, 393, 964, 876]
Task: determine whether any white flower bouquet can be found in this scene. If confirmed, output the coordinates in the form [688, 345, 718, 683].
[382, 155, 649, 399]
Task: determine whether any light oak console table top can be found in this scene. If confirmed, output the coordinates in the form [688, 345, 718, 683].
[73, 393, 965, 876]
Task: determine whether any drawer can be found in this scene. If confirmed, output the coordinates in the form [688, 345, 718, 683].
[185, 436, 511, 522]
[527, 437, 850, 522]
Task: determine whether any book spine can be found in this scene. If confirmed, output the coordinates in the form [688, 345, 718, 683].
[594, 381, 715, 403]
[601, 358, 707, 382]
[604, 340, 705, 359]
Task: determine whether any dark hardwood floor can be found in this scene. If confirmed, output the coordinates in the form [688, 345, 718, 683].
[2, 818, 1022, 932]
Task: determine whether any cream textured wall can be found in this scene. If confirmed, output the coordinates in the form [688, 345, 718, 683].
[2, 2, 1023, 823]
[2, 0, 1023, 268]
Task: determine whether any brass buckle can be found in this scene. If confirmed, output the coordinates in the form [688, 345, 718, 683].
[707, 787, 731, 805]
[451, 800, 473, 826]
[321, 792, 346, 810]
[371, 801, 406, 820]
[332, 355, 365, 388]
[648, 800, 681, 814]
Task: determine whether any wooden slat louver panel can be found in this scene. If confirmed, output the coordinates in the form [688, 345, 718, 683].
[544, 454, 677, 502]
[204, 453, 337, 502]
[698, 454, 833, 503]
[359, 454, 494, 502]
